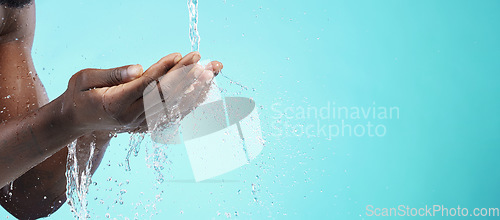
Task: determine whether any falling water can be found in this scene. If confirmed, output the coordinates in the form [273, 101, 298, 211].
[133, 0, 201, 182]
[187, 0, 251, 93]
[125, 132, 145, 171]
[145, 142, 171, 183]
[188, 0, 200, 52]
[123, 0, 200, 180]
[66, 140, 96, 219]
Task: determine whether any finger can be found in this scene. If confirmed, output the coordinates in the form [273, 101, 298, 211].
[149, 52, 202, 100]
[179, 63, 219, 112]
[129, 53, 206, 131]
[176, 69, 214, 114]
[159, 64, 205, 104]
[177, 83, 206, 115]
[205, 61, 223, 76]
[192, 81, 213, 108]
[179, 69, 216, 119]
[78, 64, 143, 89]
[115, 53, 182, 102]
[169, 51, 201, 72]
[138, 77, 204, 132]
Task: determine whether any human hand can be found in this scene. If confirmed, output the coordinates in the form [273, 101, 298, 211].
[60, 52, 221, 133]
[141, 58, 223, 133]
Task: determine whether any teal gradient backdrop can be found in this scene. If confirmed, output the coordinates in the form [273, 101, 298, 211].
[1, 0, 499, 219]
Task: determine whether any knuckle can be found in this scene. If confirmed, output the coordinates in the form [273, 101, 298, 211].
[142, 74, 156, 84]
[108, 68, 123, 85]
[69, 70, 86, 87]
[72, 69, 86, 80]
[159, 53, 178, 64]
[70, 68, 97, 87]
[139, 75, 157, 93]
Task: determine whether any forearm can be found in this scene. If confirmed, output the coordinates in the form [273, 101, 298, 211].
[0, 95, 84, 188]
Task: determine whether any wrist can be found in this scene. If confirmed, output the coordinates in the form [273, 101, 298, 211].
[50, 95, 88, 138]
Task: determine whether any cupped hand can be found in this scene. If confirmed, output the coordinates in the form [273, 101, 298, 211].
[140, 58, 223, 133]
[61, 52, 222, 134]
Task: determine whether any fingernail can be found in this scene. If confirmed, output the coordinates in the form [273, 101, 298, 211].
[174, 54, 182, 63]
[213, 62, 223, 76]
[192, 52, 201, 62]
[215, 62, 223, 70]
[126, 64, 143, 80]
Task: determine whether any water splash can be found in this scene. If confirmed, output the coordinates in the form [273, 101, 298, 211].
[188, 0, 200, 52]
[145, 142, 171, 184]
[66, 140, 96, 219]
[220, 73, 251, 91]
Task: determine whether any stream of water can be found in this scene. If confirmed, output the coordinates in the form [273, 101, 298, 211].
[188, 0, 200, 52]
[65, 140, 96, 219]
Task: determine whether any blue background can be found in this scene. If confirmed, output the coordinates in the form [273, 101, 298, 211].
[2, 0, 500, 219]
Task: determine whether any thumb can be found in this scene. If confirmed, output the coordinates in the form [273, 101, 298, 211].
[80, 64, 144, 88]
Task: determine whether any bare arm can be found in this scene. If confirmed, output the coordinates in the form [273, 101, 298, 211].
[0, 1, 222, 219]
[0, 51, 218, 218]
[0, 3, 119, 218]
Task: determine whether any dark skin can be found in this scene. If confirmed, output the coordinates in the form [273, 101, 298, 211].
[0, 2, 223, 219]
